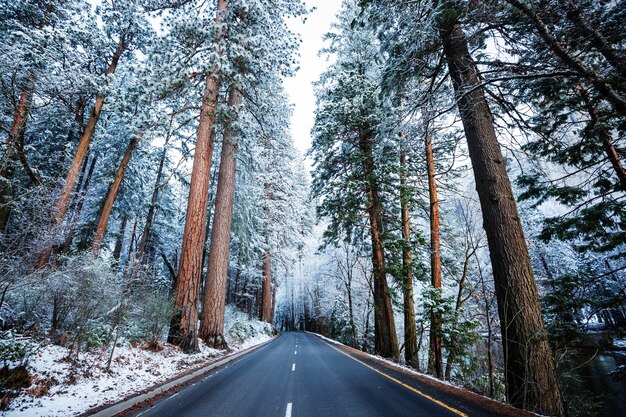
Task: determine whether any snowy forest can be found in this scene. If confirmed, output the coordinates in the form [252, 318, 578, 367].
[1, 0, 625, 416]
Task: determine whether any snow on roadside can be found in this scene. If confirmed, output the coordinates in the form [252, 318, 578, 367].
[4, 306, 273, 417]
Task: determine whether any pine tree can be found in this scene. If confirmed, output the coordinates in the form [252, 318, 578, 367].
[365, 0, 564, 412]
[310, 1, 399, 360]
[168, 0, 228, 353]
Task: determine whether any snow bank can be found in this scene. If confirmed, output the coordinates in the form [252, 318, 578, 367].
[4, 306, 273, 416]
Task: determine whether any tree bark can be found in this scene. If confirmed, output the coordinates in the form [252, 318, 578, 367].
[270, 285, 276, 323]
[477, 255, 496, 398]
[36, 36, 127, 268]
[91, 137, 139, 254]
[0, 4, 54, 231]
[400, 151, 418, 368]
[169, 0, 228, 353]
[199, 86, 243, 348]
[424, 113, 443, 378]
[137, 135, 170, 261]
[360, 129, 399, 360]
[0, 90, 32, 231]
[59, 154, 98, 254]
[261, 251, 272, 322]
[6, 91, 31, 156]
[438, 13, 564, 415]
[112, 214, 127, 266]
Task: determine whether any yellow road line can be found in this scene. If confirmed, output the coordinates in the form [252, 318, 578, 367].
[323, 341, 469, 417]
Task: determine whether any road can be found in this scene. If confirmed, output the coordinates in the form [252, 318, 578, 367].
[129, 332, 528, 417]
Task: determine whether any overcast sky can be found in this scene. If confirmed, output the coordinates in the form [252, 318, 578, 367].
[284, 1, 342, 157]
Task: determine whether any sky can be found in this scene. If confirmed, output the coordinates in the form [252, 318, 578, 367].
[284, 1, 342, 157]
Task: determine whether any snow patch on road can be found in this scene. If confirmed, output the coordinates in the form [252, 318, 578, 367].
[4, 306, 273, 417]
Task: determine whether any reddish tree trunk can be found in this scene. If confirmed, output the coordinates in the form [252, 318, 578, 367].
[59, 154, 98, 253]
[0, 90, 32, 231]
[424, 115, 443, 378]
[91, 137, 139, 254]
[36, 36, 127, 268]
[400, 151, 418, 368]
[7, 90, 31, 154]
[1, 4, 54, 231]
[199, 86, 243, 347]
[439, 14, 563, 415]
[261, 252, 272, 322]
[52, 37, 126, 226]
[169, 0, 228, 353]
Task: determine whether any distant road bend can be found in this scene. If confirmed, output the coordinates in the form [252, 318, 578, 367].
[129, 332, 532, 417]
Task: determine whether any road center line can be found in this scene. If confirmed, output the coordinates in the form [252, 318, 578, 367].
[294, 350, 297, 355]
[322, 341, 468, 417]
[292, 363, 296, 371]
[286, 402, 293, 417]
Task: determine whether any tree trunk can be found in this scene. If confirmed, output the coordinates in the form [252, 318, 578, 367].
[477, 254, 495, 398]
[270, 285, 276, 323]
[362, 302, 371, 353]
[199, 86, 242, 348]
[346, 278, 357, 347]
[360, 130, 399, 360]
[169, 0, 228, 353]
[52, 36, 126, 226]
[400, 151, 418, 368]
[445, 244, 474, 380]
[578, 85, 626, 191]
[59, 154, 98, 254]
[261, 252, 272, 322]
[112, 214, 127, 266]
[438, 13, 563, 415]
[36, 36, 127, 268]
[0, 90, 32, 231]
[137, 135, 170, 261]
[423, 114, 443, 378]
[91, 137, 139, 254]
[233, 251, 241, 306]
[0, 5, 54, 231]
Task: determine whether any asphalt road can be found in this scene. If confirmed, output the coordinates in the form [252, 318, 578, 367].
[128, 332, 521, 417]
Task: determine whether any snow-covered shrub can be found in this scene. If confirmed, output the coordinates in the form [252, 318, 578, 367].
[82, 319, 112, 351]
[0, 331, 37, 367]
[0, 331, 37, 409]
[225, 305, 272, 346]
[227, 321, 259, 344]
[44, 254, 119, 353]
[127, 292, 175, 350]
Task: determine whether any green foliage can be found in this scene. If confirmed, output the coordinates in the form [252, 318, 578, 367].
[0, 331, 37, 366]
[83, 319, 112, 351]
[128, 292, 176, 349]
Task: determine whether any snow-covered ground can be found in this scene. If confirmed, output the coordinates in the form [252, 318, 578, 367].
[3, 306, 273, 417]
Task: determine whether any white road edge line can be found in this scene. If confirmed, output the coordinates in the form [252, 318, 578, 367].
[292, 363, 296, 371]
[286, 402, 293, 417]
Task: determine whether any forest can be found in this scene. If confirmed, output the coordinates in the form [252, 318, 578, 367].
[0, 0, 625, 416]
